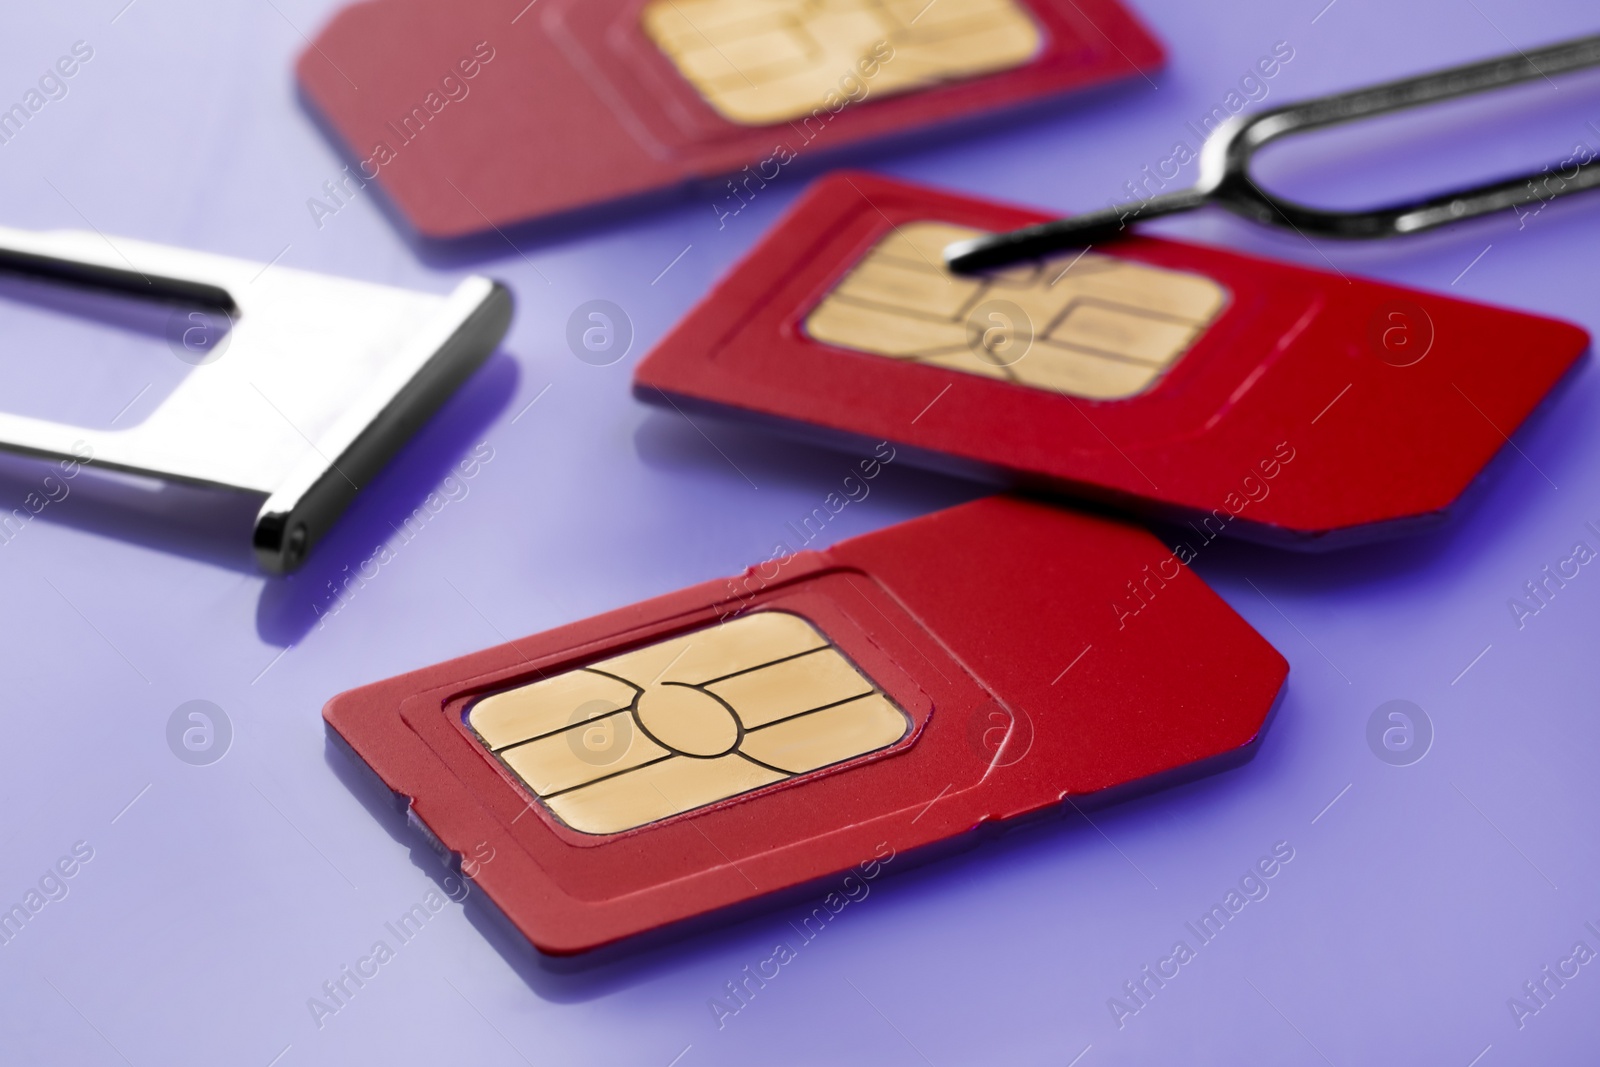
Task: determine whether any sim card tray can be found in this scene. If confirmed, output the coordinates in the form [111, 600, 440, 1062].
[0, 226, 512, 572]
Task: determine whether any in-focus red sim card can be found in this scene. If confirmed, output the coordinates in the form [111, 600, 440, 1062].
[324, 497, 1286, 954]
[295, 0, 1163, 237]
[634, 172, 1590, 547]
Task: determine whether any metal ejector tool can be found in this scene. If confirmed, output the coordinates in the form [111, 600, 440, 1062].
[0, 227, 511, 572]
[945, 32, 1600, 274]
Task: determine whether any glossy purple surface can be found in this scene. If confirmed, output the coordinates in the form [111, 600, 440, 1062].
[0, 2, 1596, 1064]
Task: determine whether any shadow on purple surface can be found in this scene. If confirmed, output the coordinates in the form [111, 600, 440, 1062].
[631, 407, 989, 528]
[254, 349, 520, 646]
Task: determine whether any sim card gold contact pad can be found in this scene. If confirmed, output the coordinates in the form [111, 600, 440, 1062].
[641, 0, 1043, 126]
[465, 612, 911, 836]
[805, 221, 1229, 400]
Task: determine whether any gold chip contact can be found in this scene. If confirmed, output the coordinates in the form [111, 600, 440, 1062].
[804, 221, 1229, 400]
[466, 612, 911, 835]
[641, 0, 1042, 126]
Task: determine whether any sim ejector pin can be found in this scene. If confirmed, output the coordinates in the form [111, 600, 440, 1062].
[944, 32, 1600, 274]
[0, 226, 511, 572]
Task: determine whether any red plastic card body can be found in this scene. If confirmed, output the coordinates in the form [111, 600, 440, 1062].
[633, 173, 1589, 546]
[295, 0, 1163, 237]
[324, 497, 1286, 954]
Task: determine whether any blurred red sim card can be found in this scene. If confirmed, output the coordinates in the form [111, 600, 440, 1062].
[634, 172, 1590, 547]
[295, 0, 1162, 237]
[324, 497, 1286, 954]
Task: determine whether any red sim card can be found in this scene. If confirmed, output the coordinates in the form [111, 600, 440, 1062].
[324, 497, 1285, 955]
[633, 172, 1590, 548]
[295, 0, 1162, 237]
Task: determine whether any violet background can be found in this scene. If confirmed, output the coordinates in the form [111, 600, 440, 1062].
[0, 1, 1597, 1064]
